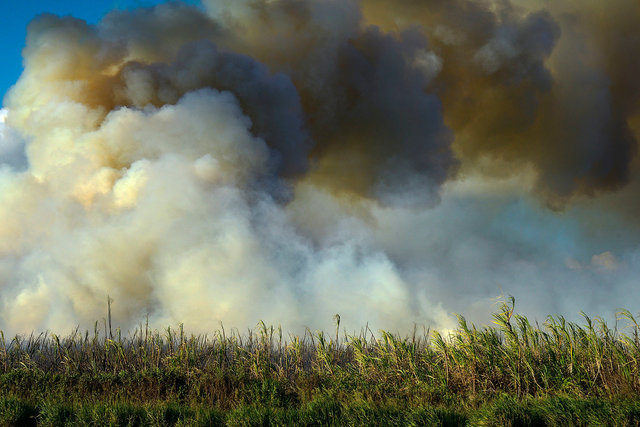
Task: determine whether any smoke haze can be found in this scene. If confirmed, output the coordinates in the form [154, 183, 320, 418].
[0, 0, 639, 334]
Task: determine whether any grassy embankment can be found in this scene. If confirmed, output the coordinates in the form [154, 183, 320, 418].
[2, 297, 640, 426]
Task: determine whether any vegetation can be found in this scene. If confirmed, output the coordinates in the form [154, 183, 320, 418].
[2, 297, 640, 425]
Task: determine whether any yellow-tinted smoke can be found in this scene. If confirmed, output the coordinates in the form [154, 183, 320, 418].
[361, 0, 640, 206]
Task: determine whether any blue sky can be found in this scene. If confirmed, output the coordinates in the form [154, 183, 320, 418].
[1, 1, 201, 105]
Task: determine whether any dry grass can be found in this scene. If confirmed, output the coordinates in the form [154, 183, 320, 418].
[1, 297, 639, 404]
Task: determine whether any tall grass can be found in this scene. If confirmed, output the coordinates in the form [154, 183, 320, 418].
[1, 297, 640, 424]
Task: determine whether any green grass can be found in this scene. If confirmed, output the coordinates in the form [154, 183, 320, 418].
[2, 395, 640, 426]
[2, 297, 640, 425]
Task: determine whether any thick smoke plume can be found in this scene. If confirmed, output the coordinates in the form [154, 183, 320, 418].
[1, 0, 639, 334]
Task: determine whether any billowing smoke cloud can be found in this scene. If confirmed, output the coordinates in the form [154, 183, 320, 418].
[362, 0, 640, 206]
[204, 0, 456, 205]
[1, 0, 639, 334]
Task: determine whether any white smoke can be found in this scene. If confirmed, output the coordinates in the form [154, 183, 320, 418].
[0, 86, 452, 334]
[0, 109, 27, 171]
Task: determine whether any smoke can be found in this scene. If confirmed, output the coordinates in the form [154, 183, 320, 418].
[0, 110, 27, 171]
[0, 0, 639, 334]
[362, 0, 640, 206]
